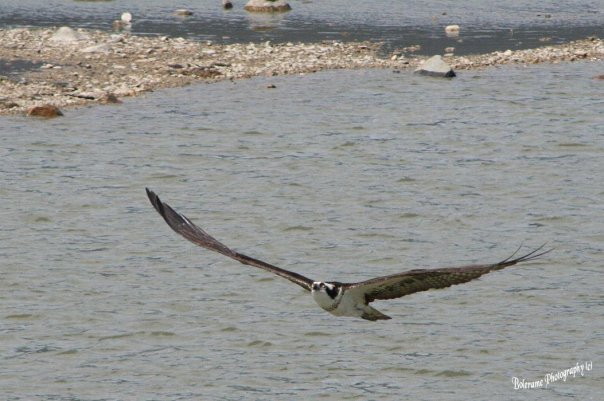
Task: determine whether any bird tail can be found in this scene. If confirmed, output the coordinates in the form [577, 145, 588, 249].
[361, 306, 392, 321]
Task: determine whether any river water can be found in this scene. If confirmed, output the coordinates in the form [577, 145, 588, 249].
[1, 0, 603, 54]
[1, 60, 603, 399]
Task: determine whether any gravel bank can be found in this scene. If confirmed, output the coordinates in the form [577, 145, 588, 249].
[1, 28, 602, 115]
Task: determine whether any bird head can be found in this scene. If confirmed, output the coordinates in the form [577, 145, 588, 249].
[311, 281, 339, 299]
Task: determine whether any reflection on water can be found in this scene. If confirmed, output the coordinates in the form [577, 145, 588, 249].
[1, 62, 603, 400]
[245, 11, 288, 33]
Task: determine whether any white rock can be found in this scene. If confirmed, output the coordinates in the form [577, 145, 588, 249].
[50, 27, 85, 43]
[174, 9, 193, 16]
[81, 43, 111, 54]
[113, 12, 132, 31]
[415, 55, 456, 78]
[110, 34, 126, 43]
[121, 12, 133, 23]
[445, 24, 460, 37]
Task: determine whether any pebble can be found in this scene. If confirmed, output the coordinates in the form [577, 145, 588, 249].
[174, 9, 193, 16]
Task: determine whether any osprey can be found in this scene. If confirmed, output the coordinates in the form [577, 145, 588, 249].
[146, 189, 551, 321]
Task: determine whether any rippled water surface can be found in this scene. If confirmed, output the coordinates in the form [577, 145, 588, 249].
[1, 0, 603, 54]
[2, 61, 603, 400]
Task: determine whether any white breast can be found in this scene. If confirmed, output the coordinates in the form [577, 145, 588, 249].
[312, 289, 365, 318]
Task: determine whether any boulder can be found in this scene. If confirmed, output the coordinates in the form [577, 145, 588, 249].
[415, 55, 456, 78]
[223, 0, 233, 9]
[244, 0, 291, 12]
[27, 105, 63, 118]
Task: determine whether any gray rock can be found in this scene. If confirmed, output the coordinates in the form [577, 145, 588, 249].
[99, 92, 121, 104]
[415, 55, 456, 78]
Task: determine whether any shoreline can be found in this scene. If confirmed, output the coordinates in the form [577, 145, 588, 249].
[1, 27, 603, 116]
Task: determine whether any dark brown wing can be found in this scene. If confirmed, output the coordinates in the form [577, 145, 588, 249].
[146, 188, 314, 291]
[345, 246, 551, 303]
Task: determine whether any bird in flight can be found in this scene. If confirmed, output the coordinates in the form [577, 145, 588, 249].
[146, 188, 551, 321]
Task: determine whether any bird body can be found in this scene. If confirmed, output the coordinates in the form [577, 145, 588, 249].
[146, 188, 550, 321]
[311, 282, 391, 321]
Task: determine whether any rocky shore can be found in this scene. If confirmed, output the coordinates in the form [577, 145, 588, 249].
[1, 27, 603, 116]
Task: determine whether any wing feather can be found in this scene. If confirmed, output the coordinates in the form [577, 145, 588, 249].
[345, 246, 551, 303]
[146, 188, 314, 291]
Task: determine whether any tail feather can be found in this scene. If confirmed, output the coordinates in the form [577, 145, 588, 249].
[361, 306, 391, 321]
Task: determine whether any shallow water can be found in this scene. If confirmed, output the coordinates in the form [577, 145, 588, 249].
[1, 61, 603, 400]
[1, 0, 603, 54]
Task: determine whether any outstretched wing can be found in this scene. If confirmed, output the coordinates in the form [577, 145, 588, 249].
[146, 188, 314, 291]
[344, 246, 551, 303]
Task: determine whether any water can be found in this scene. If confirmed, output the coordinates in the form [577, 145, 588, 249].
[1, 61, 603, 399]
[1, 0, 603, 54]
